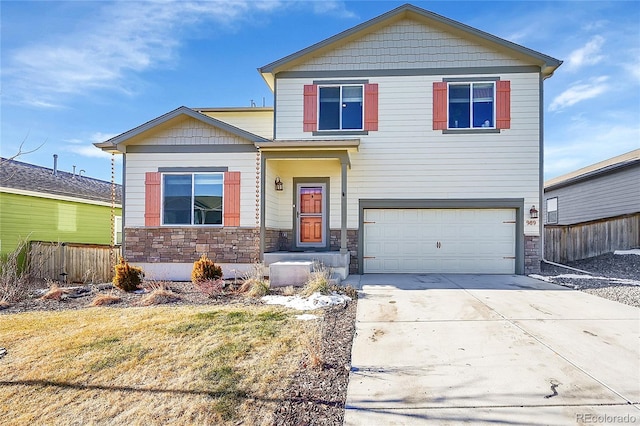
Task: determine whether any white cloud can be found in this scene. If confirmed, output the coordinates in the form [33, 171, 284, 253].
[4, 1, 289, 108]
[311, 1, 357, 19]
[549, 76, 609, 111]
[63, 132, 120, 159]
[65, 145, 114, 159]
[565, 35, 605, 71]
[545, 123, 640, 179]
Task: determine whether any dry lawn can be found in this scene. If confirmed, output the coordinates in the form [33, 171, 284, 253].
[0, 304, 318, 425]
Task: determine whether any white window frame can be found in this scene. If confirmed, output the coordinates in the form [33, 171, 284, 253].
[447, 81, 496, 129]
[114, 216, 122, 245]
[546, 197, 558, 224]
[161, 172, 224, 226]
[317, 84, 364, 131]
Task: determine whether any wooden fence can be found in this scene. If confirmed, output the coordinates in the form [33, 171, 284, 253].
[28, 242, 121, 284]
[544, 213, 640, 263]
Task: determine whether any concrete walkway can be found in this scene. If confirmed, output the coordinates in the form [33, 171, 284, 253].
[341, 274, 640, 425]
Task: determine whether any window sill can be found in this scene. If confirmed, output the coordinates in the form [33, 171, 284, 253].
[442, 129, 501, 134]
[313, 130, 369, 136]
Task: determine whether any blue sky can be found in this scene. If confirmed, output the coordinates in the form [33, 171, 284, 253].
[2, 1, 639, 184]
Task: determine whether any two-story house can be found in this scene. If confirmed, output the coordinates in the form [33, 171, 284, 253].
[96, 4, 561, 281]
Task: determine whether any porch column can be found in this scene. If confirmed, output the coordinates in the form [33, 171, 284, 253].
[259, 154, 266, 260]
[340, 159, 348, 254]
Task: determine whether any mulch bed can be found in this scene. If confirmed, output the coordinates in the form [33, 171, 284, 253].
[0, 280, 358, 425]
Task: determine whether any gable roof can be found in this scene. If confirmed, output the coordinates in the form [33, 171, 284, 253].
[95, 106, 271, 152]
[545, 149, 640, 191]
[0, 157, 122, 205]
[259, 3, 562, 89]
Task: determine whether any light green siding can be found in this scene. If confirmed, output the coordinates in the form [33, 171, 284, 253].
[0, 192, 122, 257]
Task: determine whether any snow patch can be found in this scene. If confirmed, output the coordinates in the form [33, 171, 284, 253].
[614, 249, 640, 256]
[530, 274, 640, 286]
[262, 292, 351, 311]
[295, 314, 319, 321]
[529, 274, 552, 282]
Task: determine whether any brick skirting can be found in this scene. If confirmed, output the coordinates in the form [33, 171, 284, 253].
[524, 235, 541, 274]
[124, 227, 260, 264]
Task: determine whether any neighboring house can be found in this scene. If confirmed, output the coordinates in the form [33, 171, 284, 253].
[0, 157, 123, 262]
[96, 4, 561, 280]
[543, 149, 640, 262]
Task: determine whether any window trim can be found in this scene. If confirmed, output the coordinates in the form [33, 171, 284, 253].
[161, 172, 225, 227]
[316, 84, 365, 132]
[447, 80, 497, 130]
[114, 216, 123, 245]
[546, 197, 558, 225]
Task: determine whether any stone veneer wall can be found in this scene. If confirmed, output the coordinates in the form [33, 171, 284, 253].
[264, 229, 293, 252]
[329, 230, 359, 274]
[125, 227, 260, 264]
[524, 235, 541, 274]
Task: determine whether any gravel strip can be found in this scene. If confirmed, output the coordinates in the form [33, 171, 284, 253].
[538, 252, 640, 308]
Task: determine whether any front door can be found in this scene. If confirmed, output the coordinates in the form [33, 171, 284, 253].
[297, 184, 325, 247]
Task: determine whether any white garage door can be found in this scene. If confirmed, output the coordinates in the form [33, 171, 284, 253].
[363, 209, 516, 274]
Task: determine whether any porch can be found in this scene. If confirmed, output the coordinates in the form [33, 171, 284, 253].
[257, 139, 360, 285]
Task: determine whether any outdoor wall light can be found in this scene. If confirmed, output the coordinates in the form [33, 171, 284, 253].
[275, 177, 283, 191]
[529, 205, 539, 219]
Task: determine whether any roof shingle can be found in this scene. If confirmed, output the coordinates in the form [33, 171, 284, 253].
[0, 157, 122, 204]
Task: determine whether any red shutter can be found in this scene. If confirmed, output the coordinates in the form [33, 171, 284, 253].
[496, 80, 511, 129]
[223, 171, 241, 226]
[364, 83, 379, 131]
[433, 82, 448, 130]
[303, 85, 318, 132]
[144, 172, 161, 226]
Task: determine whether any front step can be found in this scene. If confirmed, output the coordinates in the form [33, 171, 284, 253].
[269, 261, 313, 287]
[264, 251, 350, 280]
[268, 261, 344, 288]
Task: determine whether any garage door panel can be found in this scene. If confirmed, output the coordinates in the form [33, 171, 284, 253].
[363, 208, 517, 274]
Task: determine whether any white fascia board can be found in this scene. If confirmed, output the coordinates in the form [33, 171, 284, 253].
[0, 187, 122, 209]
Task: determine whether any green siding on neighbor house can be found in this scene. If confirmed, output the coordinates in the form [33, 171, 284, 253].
[0, 192, 122, 257]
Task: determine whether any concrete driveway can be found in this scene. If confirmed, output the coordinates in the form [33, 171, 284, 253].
[341, 274, 640, 425]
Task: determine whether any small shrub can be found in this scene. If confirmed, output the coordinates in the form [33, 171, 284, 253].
[139, 289, 181, 306]
[191, 254, 223, 284]
[144, 280, 172, 292]
[282, 285, 296, 296]
[41, 282, 69, 300]
[330, 284, 358, 300]
[246, 280, 270, 298]
[0, 238, 34, 303]
[113, 257, 144, 292]
[239, 263, 269, 298]
[303, 329, 324, 370]
[195, 279, 225, 297]
[90, 293, 122, 306]
[301, 263, 332, 297]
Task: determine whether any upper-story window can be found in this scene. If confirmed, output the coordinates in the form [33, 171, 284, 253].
[433, 79, 510, 132]
[319, 85, 363, 130]
[163, 173, 223, 225]
[448, 82, 495, 129]
[304, 82, 378, 133]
